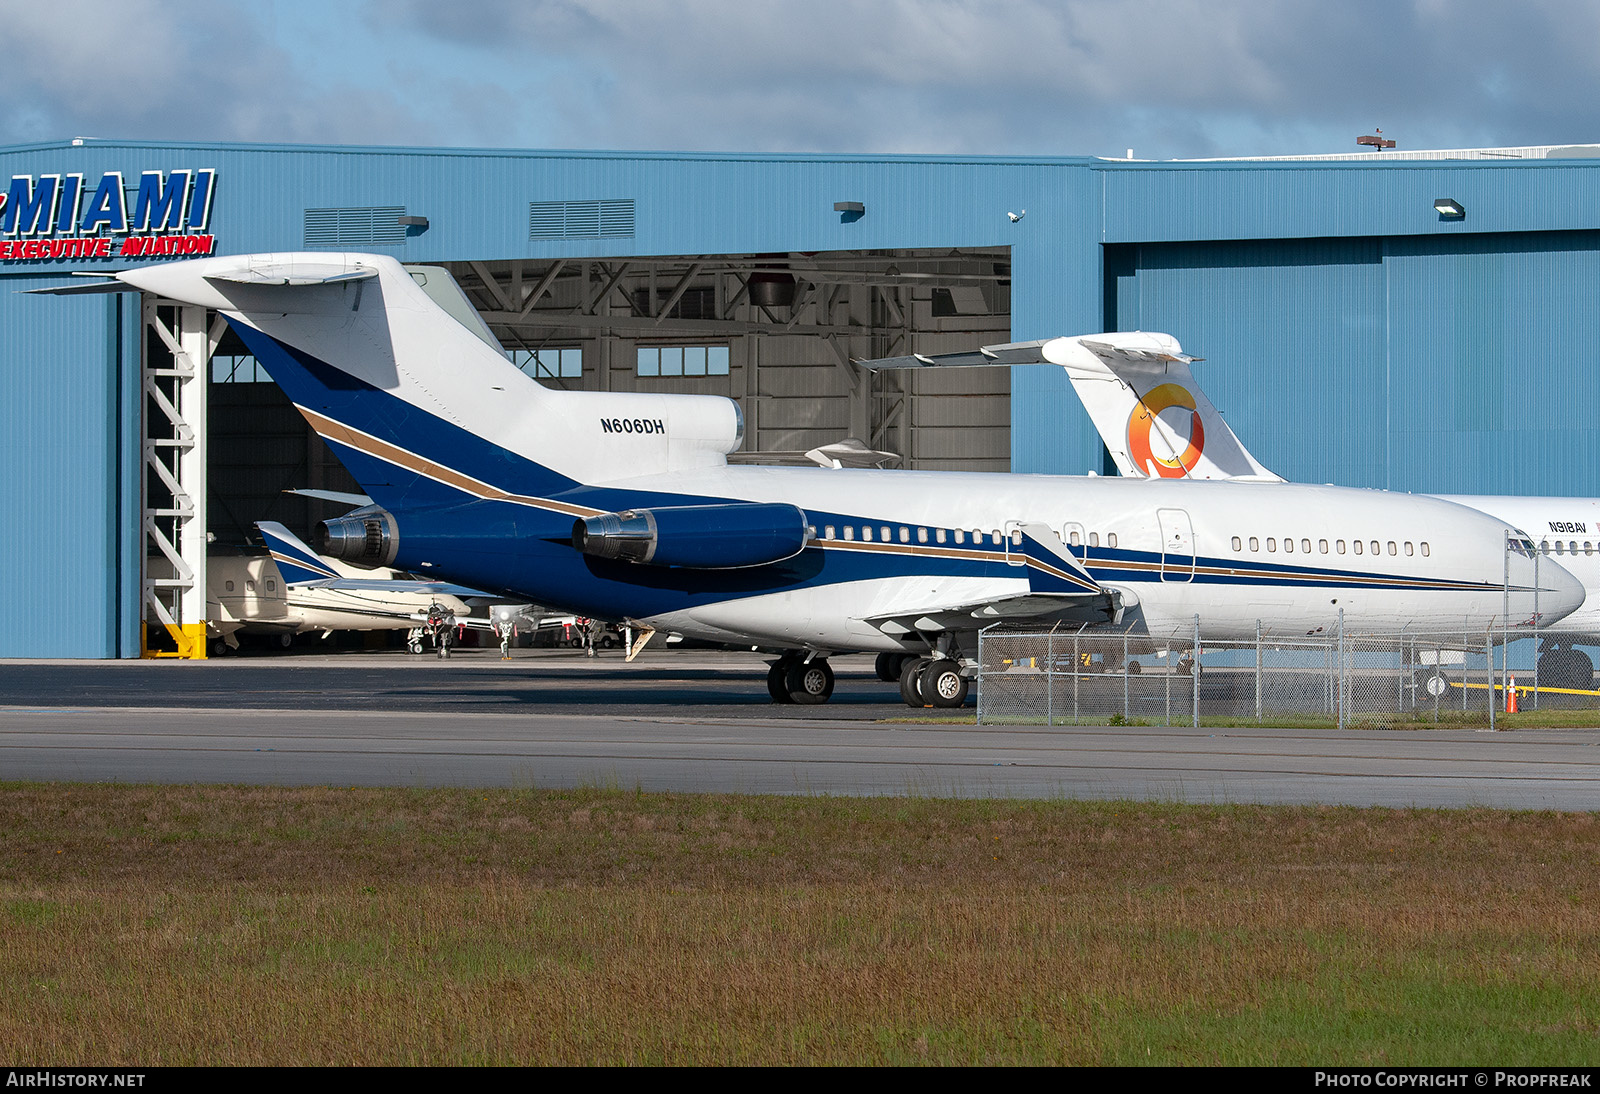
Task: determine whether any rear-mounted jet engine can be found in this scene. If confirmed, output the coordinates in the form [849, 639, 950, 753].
[573, 502, 811, 569]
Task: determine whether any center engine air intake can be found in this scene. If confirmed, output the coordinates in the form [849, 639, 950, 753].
[573, 502, 811, 569]
[316, 505, 399, 569]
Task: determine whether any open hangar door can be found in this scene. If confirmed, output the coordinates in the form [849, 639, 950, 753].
[144, 247, 1012, 656]
[138, 299, 367, 658]
[442, 247, 1013, 472]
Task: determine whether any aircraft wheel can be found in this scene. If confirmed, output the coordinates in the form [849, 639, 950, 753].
[208, 638, 229, 658]
[1416, 669, 1449, 699]
[407, 635, 425, 655]
[1541, 648, 1595, 691]
[278, 633, 294, 650]
[1568, 649, 1595, 690]
[899, 658, 930, 707]
[921, 658, 968, 708]
[785, 659, 834, 705]
[875, 652, 901, 682]
[767, 660, 795, 704]
[1125, 660, 1141, 675]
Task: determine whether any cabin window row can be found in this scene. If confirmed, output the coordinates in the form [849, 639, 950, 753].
[1541, 540, 1596, 556]
[820, 525, 1023, 547]
[1230, 536, 1429, 558]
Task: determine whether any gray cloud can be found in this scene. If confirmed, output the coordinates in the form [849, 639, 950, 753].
[0, 0, 444, 147]
[5, 1, 1598, 158]
[374, 0, 1600, 157]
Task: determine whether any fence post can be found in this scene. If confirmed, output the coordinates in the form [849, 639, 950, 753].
[1255, 619, 1263, 722]
[1337, 608, 1345, 731]
[1533, 547, 1541, 710]
[1164, 641, 1172, 727]
[1487, 631, 1496, 732]
[976, 627, 984, 723]
[1073, 631, 1081, 725]
[1192, 614, 1200, 729]
[1122, 631, 1130, 722]
[1045, 630, 1054, 727]
[1503, 532, 1511, 714]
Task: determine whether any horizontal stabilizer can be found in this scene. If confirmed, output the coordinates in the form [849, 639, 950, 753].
[22, 279, 136, 296]
[285, 488, 375, 507]
[853, 340, 1055, 371]
[205, 263, 378, 287]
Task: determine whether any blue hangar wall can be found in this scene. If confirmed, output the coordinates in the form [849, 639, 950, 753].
[3, 138, 1600, 657]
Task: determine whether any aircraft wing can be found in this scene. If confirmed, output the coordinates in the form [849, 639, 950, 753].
[296, 577, 495, 597]
[864, 590, 1119, 635]
[861, 521, 1121, 633]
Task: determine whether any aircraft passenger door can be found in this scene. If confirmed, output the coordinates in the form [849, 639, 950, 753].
[1061, 521, 1087, 564]
[1002, 520, 1027, 566]
[1157, 508, 1196, 583]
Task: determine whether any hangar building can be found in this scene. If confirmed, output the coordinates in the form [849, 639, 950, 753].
[5, 138, 1600, 657]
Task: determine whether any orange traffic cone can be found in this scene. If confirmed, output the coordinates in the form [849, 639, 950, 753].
[1507, 676, 1519, 714]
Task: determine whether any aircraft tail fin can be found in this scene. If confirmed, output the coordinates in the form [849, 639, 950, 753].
[103, 254, 745, 513]
[856, 331, 1282, 482]
[1044, 333, 1282, 481]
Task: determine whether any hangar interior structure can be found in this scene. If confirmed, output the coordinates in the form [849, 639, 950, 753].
[6, 138, 1600, 657]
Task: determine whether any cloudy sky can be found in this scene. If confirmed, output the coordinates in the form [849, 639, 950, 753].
[4, 0, 1597, 159]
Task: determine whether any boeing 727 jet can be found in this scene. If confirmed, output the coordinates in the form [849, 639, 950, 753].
[40, 257, 1583, 705]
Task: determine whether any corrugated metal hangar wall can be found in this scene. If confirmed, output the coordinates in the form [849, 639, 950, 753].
[4, 140, 1600, 656]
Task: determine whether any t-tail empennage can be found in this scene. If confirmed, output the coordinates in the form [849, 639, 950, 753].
[855, 331, 1284, 483]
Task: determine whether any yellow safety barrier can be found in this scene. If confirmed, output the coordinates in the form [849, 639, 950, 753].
[1452, 680, 1600, 697]
[141, 622, 209, 660]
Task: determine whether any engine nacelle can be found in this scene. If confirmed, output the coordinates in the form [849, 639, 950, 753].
[317, 505, 399, 569]
[573, 502, 810, 569]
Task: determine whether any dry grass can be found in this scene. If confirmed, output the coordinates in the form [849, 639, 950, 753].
[1, 784, 1598, 1064]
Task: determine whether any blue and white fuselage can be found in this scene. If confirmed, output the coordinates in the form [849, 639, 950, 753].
[93, 254, 1581, 699]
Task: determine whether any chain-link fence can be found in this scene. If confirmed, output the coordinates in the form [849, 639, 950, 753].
[974, 620, 1595, 726]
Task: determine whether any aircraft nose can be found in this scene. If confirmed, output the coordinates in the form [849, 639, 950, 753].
[1539, 559, 1588, 627]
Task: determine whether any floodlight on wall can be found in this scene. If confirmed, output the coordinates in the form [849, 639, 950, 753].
[398, 215, 430, 234]
[1433, 198, 1465, 220]
[833, 201, 865, 223]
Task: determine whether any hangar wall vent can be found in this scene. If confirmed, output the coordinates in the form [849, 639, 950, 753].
[303, 206, 409, 248]
[529, 199, 635, 240]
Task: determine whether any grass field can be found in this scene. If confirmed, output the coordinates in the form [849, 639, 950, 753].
[2, 784, 1598, 1065]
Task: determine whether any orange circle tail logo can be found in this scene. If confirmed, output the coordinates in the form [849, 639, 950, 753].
[1127, 383, 1205, 478]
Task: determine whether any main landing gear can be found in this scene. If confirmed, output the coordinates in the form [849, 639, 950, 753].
[767, 654, 835, 705]
[1539, 642, 1595, 691]
[877, 651, 970, 708]
[765, 650, 972, 707]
